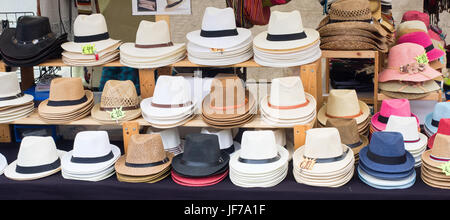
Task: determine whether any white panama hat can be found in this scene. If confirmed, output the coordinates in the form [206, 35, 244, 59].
[146, 127, 182, 150]
[0, 72, 33, 108]
[385, 116, 428, 152]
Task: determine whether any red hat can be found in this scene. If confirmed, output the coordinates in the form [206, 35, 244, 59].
[428, 118, 450, 149]
[171, 169, 228, 187]
[401, 10, 442, 41]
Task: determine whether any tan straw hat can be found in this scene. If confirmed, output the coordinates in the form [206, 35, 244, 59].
[325, 118, 368, 156]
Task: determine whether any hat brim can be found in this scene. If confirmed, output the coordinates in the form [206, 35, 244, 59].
[320, 40, 388, 52]
[187, 51, 253, 66]
[293, 168, 354, 188]
[424, 113, 438, 135]
[371, 112, 420, 131]
[120, 53, 186, 69]
[171, 168, 228, 186]
[0, 94, 34, 108]
[253, 28, 320, 51]
[115, 151, 174, 177]
[317, 16, 388, 37]
[261, 111, 316, 128]
[254, 49, 322, 68]
[0, 108, 35, 124]
[378, 64, 441, 82]
[140, 97, 195, 119]
[317, 100, 370, 125]
[404, 133, 428, 152]
[0, 153, 7, 175]
[171, 151, 230, 177]
[320, 35, 388, 51]
[380, 90, 430, 100]
[61, 144, 121, 175]
[421, 149, 449, 169]
[230, 165, 288, 188]
[61, 38, 121, 53]
[229, 145, 288, 175]
[62, 167, 115, 182]
[120, 42, 185, 58]
[259, 93, 316, 120]
[359, 146, 415, 174]
[358, 160, 415, 179]
[186, 28, 251, 50]
[378, 80, 440, 94]
[91, 104, 142, 124]
[358, 166, 416, 189]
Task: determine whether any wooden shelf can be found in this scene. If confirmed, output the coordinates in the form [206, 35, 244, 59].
[321, 50, 379, 59]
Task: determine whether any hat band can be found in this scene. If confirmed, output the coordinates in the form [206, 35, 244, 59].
[377, 114, 389, 124]
[306, 147, 350, 164]
[15, 158, 60, 174]
[326, 110, 363, 119]
[135, 42, 174, 49]
[366, 149, 407, 165]
[179, 156, 225, 167]
[151, 101, 192, 108]
[100, 104, 140, 111]
[347, 140, 363, 148]
[266, 31, 307, 42]
[210, 98, 248, 110]
[70, 150, 114, 164]
[125, 157, 169, 168]
[47, 95, 88, 107]
[12, 32, 55, 45]
[429, 154, 450, 162]
[381, 5, 392, 10]
[431, 119, 440, 127]
[268, 99, 310, 110]
[328, 19, 373, 24]
[0, 92, 24, 101]
[238, 153, 281, 164]
[74, 32, 109, 43]
[404, 138, 420, 143]
[200, 29, 239, 38]
[424, 44, 434, 53]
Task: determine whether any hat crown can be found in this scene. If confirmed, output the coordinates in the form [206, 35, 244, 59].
[267, 10, 304, 35]
[15, 16, 53, 42]
[72, 131, 112, 158]
[431, 134, 450, 159]
[201, 7, 237, 31]
[49, 77, 86, 102]
[126, 134, 166, 164]
[432, 102, 450, 122]
[397, 32, 433, 50]
[17, 136, 59, 167]
[402, 10, 430, 28]
[385, 116, 419, 141]
[398, 20, 428, 33]
[386, 43, 427, 68]
[329, 0, 372, 21]
[369, 132, 406, 157]
[0, 72, 21, 98]
[182, 134, 221, 163]
[146, 127, 181, 150]
[152, 76, 192, 105]
[73, 14, 109, 38]
[436, 118, 450, 135]
[100, 80, 139, 109]
[326, 89, 361, 118]
[135, 20, 171, 46]
[325, 118, 360, 145]
[209, 76, 246, 108]
[379, 98, 412, 118]
[255, 129, 286, 147]
[201, 128, 233, 150]
[304, 128, 344, 159]
[240, 131, 278, 160]
[269, 77, 307, 107]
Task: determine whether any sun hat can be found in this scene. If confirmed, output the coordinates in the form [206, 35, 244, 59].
[397, 32, 445, 62]
[115, 134, 174, 177]
[385, 116, 427, 152]
[201, 128, 236, 153]
[359, 131, 415, 175]
[371, 99, 419, 131]
[91, 80, 141, 124]
[378, 43, 442, 83]
[0, 72, 34, 108]
[401, 10, 442, 41]
[186, 7, 251, 50]
[325, 118, 368, 156]
[357, 166, 416, 189]
[61, 13, 120, 54]
[378, 80, 440, 94]
[4, 136, 66, 181]
[428, 118, 450, 149]
[172, 133, 230, 177]
[0, 153, 7, 175]
[61, 131, 120, 175]
[424, 102, 450, 135]
[320, 35, 388, 52]
[318, 89, 370, 125]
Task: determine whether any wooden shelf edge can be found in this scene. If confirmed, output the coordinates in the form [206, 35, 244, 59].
[321, 50, 379, 59]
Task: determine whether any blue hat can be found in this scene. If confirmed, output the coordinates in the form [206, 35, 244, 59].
[359, 131, 415, 173]
[358, 161, 414, 180]
[424, 102, 450, 134]
[357, 166, 416, 190]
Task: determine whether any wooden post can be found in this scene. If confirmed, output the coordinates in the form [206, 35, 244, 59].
[122, 121, 139, 154]
[293, 124, 313, 150]
[138, 68, 156, 99]
[0, 124, 12, 143]
[300, 59, 322, 109]
[157, 67, 173, 76]
[325, 58, 330, 93]
[373, 51, 379, 113]
[20, 67, 35, 92]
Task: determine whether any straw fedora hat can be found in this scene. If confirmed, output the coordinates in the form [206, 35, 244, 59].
[61, 14, 120, 53]
[4, 136, 66, 181]
[186, 7, 252, 50]
[38, 77, 94, 115]
[91, 80, 141, 124]
[253, 10, 319, 51]
[318, 89, 370, 125]
[422, 133, 450, 169]
[385, 116, 428, 152]
[0, 72, 34, 108]
[371, 99, 419, 131]
[425, 102, 450, 135]
[61, 131, 121, 175]
[115, 134, 174, 177]
[428, 118, 450, 149]
[325, 118, 368, 156]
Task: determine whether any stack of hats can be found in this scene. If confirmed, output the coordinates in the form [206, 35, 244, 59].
[115, 134, 173, 183]
[421, 133, 450, 189]
[260, 76, 316, 127]
[230, 131, 289, 188]
[325, 118, 368, 163]
[141, 76, 196, 128]
[38, 77, 94, 123]
[120, 20, 186, 69]
[401, 10, 443, 43]
[171, 134, 230, 187]
[424, 102, 450, 137]
[293, 128, 355, 188]
[253, 10, 321, 67]
[317, 0, 389, 52]
[371, 99, 420, 134]
[201, 76, 256, 129]
[396, 33, 445, 71]
[186, 7, 253, 66]
[61, 131, 120, 182]
[378, 43, 442, 100]
[4, 136, 66, 181]
[91, 80, 141, 124]
[428, 118, 450, 149]
[0, 16, 67, 67]
[61, 14, 121, 66]
[381, 0, 394, 26]
[146, 127, 184, 155]
[385, 116, 428, 167]
[0, 72, 34, 123]
[369, 0, 395, 45]
[318, 89, 371, 136]
[358, 132, 416, 189]
[201, 128, 239, 155]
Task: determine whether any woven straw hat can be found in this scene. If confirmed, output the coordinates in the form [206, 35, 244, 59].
[422, 133, 450, 170]
[91, 80, 141, 124]
[325, 118, 368, 156]
[320, 35, 388, 52]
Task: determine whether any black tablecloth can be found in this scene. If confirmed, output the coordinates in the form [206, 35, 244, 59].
[0, 140, 449, 200]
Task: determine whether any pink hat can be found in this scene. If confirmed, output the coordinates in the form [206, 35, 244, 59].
[397, 32, 445, 62]
[401, 10, 442, 41]
[171, 169, 228, 187]
[371, 99, 419, 131]
[378, 43, 442, 82]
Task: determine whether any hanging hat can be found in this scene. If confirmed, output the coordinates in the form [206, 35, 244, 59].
[371, 99, 419, 131]
[318, 89, 370, 125]
[172, 133, 230, 177]
[401, 10, 442, 41]
[115, 134, 174, 177]
[422, 133, 450, 171]
[428, 118, 450, 149]
[325, 118, 368, 156]
[378, 43, 442, 82]
[397, 32, 445, 62]
[0, 72, 33, 108]
[4, 136, 66, 181]
[424, 102, 450, 135]
[91, 80, 141, 124]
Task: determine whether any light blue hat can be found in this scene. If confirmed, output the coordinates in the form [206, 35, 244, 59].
[424, 102, 450, 134]
[357, 166, 416, 190]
